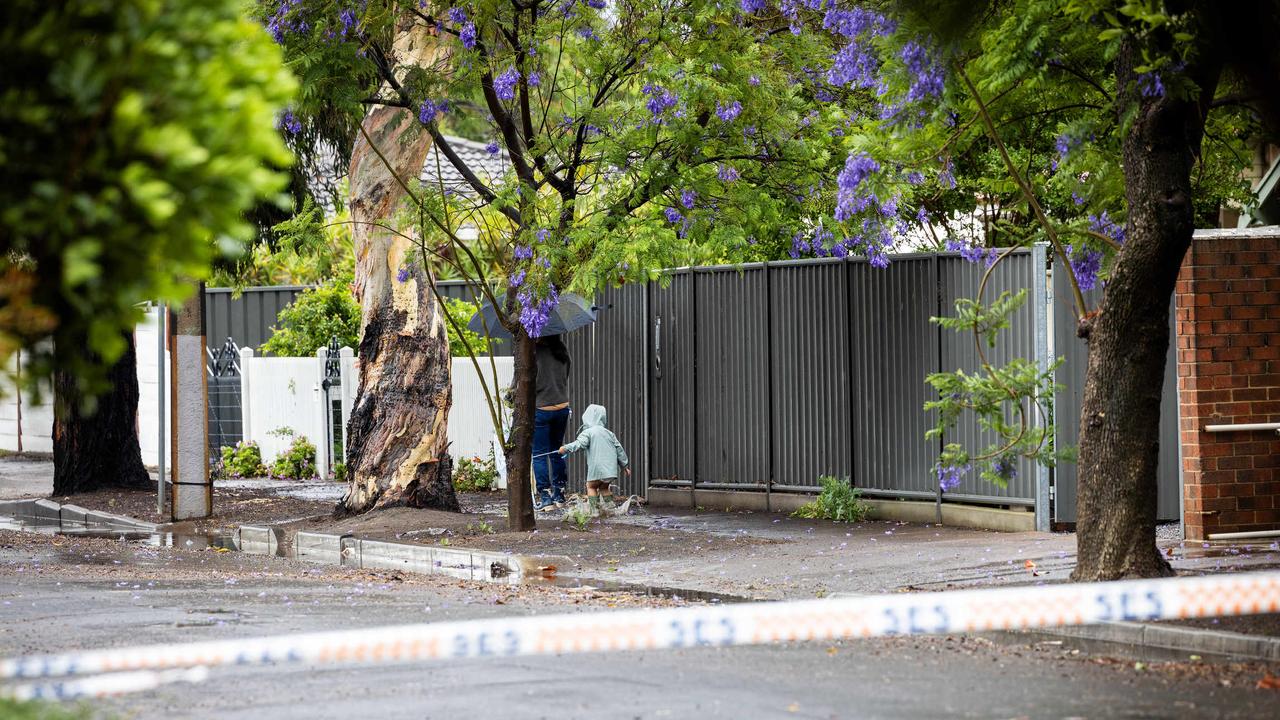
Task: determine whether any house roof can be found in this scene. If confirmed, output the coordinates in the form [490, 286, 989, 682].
[311, 134, 509, 216]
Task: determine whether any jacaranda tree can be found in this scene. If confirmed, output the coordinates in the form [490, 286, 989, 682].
[1, 0, 295, 494]
[787, 0, 1273, 580]
[262, 0, 871, 527]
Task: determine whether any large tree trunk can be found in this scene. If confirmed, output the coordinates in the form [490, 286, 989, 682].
[1072, 38, 1220, 580]
[505, 331, 536, 531]
[52, 331, 150, 496]
[339, 23, 458, 515]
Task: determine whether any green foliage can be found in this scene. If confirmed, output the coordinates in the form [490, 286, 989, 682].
[452, 454, 497, 492]
[270, 432, 317, 480]
[442, 298, 491, 357]
[220, 440, 268, 478]
[260, 276, 360, 356]
[563, 503, 594, 532]
[0, 0, 295, 397]
[331, 461, 348, 483]
[0, 699, 93, 720]
[791, 476, 871, 523]
[212, 201, 356, 287]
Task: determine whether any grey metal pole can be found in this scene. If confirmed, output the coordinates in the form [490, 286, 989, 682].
[157, 303, 166, 515]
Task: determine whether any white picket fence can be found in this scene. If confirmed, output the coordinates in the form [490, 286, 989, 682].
[1, 306, 513, 479]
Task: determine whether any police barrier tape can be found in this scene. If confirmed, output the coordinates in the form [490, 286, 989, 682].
[5, 668, 210, 702]
[2, 571, 1278, 693]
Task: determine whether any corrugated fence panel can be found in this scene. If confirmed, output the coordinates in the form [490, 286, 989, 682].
[769, 261, 852, 490]
[695, 267, 770, 488]
[204, 286, 306, 353]
[937, 250, 1040, 505]
[649, 273, 697, 484]
[849, 256, 940, 497]
[1052, 270, 1180, 523]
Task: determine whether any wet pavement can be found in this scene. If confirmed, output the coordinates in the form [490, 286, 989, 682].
[2, 532, 1278, 719]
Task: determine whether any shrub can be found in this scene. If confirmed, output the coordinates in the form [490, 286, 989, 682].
[271, 435, 317, 480]
[331, 461, 348, 484]
[791, 476, 871, 523]
[220, 440, 268, 478]
[452, 455, 497, 492]
[442, 297, 492, 356]
[260, 275, 360, 357]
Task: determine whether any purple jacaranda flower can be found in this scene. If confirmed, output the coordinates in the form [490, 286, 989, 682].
[749, 75, 761, 86]
[460, 22, 477, 49]
[1139, 71, 1164, 99]
[664, 207, 683, 224]
[495, 67, 520, 100]
[740, 0, 766, 13]
[509, 269, 527, 287]
[681, 189, 697, 209]
[937, 463, 969, 492]
[396, 266, 411, 283]
[528, 71, 541, 87]
[485, 142, 500, 155]
[716, 100, 743, 123]
[514, 244, 534, 260]
[718, 164, 740, 182]
[447, 7, 468, 24]
[277, 110, 302, 135]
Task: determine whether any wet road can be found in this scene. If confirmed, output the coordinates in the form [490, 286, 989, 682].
[1, 537, 1276, 719]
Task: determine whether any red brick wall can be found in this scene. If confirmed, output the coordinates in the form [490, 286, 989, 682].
[1176, 232, 1280, 540]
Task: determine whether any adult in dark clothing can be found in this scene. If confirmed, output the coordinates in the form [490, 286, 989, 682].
[533, 335, 571, 509]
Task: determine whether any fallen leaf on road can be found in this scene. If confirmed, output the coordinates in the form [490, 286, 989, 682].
[1257, 673, 1280, 690]
[826, 646, 838, 656]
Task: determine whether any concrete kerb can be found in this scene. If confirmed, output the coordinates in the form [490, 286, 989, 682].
[0, 498, 158, 532]
[264, 527, 572, 584]
[1043, 621, 1280, 662]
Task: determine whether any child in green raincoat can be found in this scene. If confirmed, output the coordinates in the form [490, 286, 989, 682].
[558, 403, 630, 515]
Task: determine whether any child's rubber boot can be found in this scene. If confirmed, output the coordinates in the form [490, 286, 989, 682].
[598, 495, 617, 516]
[588, 495, 602, 517]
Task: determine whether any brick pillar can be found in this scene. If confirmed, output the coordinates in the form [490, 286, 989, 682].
[1176, 230, 1280, 540]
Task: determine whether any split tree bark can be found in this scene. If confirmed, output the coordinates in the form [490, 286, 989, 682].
[339, 23, 459, 514]
[1072, 37, 1221, 580]
[52, 331, 150, 496]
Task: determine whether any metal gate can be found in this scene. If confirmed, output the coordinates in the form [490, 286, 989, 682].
[206, 337, 243, 457]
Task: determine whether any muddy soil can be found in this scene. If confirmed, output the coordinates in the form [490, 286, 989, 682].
[55, 486, 336, 533]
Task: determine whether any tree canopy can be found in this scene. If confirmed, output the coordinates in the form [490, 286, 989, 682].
[0, 0, 296, 397]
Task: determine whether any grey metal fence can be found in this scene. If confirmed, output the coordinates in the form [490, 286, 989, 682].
[204, 280, 511, 356]
[1051, 273, 1181, 523]
[567, 249, 1058, 522]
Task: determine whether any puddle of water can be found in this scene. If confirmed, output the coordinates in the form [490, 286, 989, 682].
[526, 575, 751, 604]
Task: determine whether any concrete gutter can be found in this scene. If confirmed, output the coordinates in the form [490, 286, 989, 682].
[1043, 621, 1280, 662]
[242, 527, 570, 584]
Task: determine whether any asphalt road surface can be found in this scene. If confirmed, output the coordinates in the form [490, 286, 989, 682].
[1, 534, 1275, 719]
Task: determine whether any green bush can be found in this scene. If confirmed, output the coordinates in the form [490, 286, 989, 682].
[791, 476, 871, 523]
[331, 461, 348, 483]
[271, 434, 317, 480]
[452, 455, 497, 492]
[220, 440, 268, 478]
[260, 275, 360, 357]
[443, 297, 492, 357]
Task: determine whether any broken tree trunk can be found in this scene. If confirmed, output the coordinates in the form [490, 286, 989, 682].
[339, 23, 458, 515]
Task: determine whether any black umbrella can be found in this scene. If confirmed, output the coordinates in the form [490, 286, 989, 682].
[466, 292, 598, 339]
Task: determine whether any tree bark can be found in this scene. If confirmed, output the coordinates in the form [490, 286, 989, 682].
[52, 331, 150, 496]
[1072, 37, 1220, 581]
[339, 23, 459, 515]
[505, 331, 536, 531]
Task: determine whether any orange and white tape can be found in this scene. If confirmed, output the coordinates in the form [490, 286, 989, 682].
[3, 571, 1278, 698]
